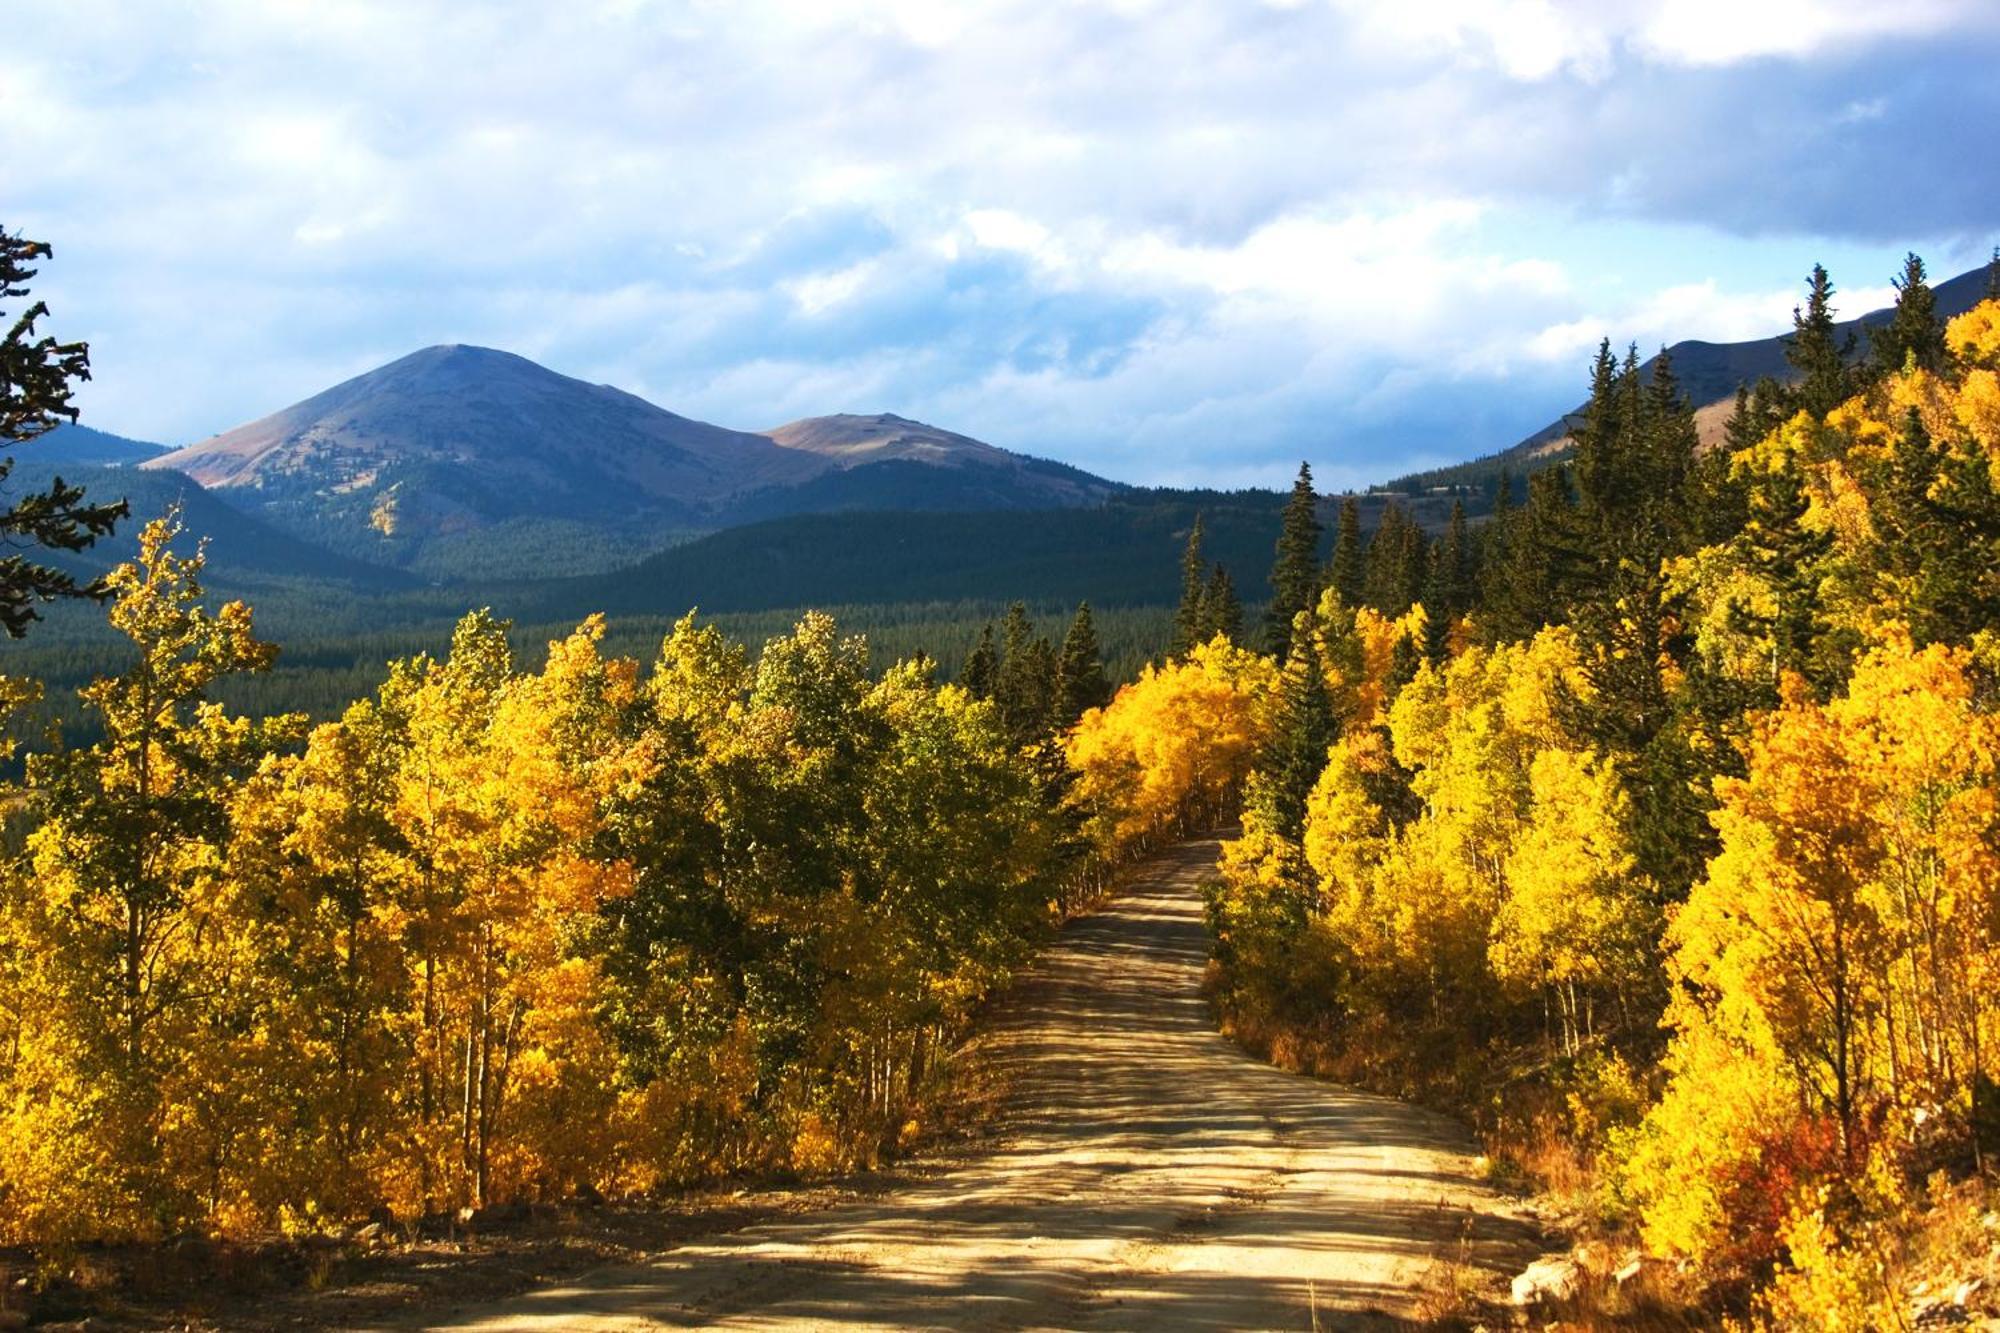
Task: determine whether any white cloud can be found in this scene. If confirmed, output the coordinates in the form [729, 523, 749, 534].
[1526, 278, 1901, 369]
[1332, 0, 1995, 80]
[1635, 0, 1986, 66]
[783, 260, 881, 316]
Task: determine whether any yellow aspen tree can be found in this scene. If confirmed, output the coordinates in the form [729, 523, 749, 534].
[377, 609, 513, 1215]
[225, 699, 412, 1223]
[1628, 633, 2000, 1272]
[1064, 635, 1276, 860]
[1489, 748, 1655, 1054]
[0, 516, 294, 1239]
[469, 617, 636, 1201]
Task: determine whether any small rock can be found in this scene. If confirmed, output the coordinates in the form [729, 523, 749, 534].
[1614, 1258, 1645, 1285]
[1952, 1277, 1983, 1306]
[1510, 1254, 1582, 1306]
[354, 1221, 386, 1242]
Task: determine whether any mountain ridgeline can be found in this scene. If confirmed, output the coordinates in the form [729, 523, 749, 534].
[141, 345, 1120, 577]
[15, 252, 1987, 653]
[1389, 255, 1999, 493]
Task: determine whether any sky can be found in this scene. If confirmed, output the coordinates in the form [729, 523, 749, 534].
[10, 0, 2000, 491]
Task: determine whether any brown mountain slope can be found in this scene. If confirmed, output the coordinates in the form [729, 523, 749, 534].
[142, 345, 1119, 567]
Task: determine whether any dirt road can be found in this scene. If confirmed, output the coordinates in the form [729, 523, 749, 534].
[424, 839, 1530, 1331]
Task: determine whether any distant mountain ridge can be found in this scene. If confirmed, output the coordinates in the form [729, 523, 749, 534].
[29, 423, 171, 466]
[1393, 260, 1996, 492]
[142, 345, 1121, 574]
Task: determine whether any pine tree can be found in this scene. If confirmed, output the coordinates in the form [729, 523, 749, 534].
[1572, 340, 1622, 514]
[1363, 502, 1425, 615]
[1419, 505, 1472, 663]
[1987, 246, 2000, 302]
[1264, 462, 1323, 658]
[1507, 469, 1583, 634]
[1420, 542, 1453, 664]
[1868, 407, 2000, 644]
[1443, 500, 1473, 612]
[1723, 384, 1760, 453]
[1785, 263, 1857, 419]
[1695, 395, 1753, 547]
[1248, 615, 1336, 845]
[1477, 468, 1523, 642]
[1871, 252, 1946, 376]
[1876, 406, 1942, 604]
[0, 226, 128, 636]
[1171, 515, 1208, 657]
[1328, 495, 1363, 607]
[994, 602, 1054, 746]
[1052, 602, 1111, 726]
[1204, 565, 1243, 643]
[1362, 504, 1403, 611]
[960, 623, 999, 699]
[1641, 349, 1699, 549]
[1395, 511, 1428, 613]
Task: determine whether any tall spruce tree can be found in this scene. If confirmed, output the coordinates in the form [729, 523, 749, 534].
[1572, 340, 1622, 513]
[1328, 495, 1363, 607]
[1723, 384, 1760, 453]
[1052, 602, 1111, 726]
[1442, 500, 1473, 611]
[1264, 463, 1323, 658]
[1419, 502, 1472, 663]
[1420, 540, 1453, 663]
[960, 623, 999, 699]
[1508, 468, 1584, 634]
[0, 226, 128, 636]
[1786, 263, 1858, 419]
[1869, 407, 2000, 645]
[1870, 252, 1947, 376]
[1171, 515, 1208, 657]
[1477, 468, 1522, 642]
[1395, 511, 1427, 613]
[1695, 389, 1757, 548]
[1248, 614, 1336, 846]
[1203, 565, 1243, 643]
[1362, 503, 1422, 614]
[994, 602, 1055, 746]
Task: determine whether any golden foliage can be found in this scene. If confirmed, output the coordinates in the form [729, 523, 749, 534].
[0, 530, 1067, 1241]
[1064, 634, 1276, 859]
